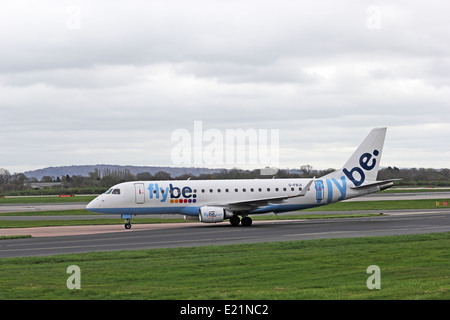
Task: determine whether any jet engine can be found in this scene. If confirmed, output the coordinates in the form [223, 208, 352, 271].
[198, 206, 233, 223]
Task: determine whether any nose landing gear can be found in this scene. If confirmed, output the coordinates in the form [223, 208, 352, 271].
[122, 214, 133, 229]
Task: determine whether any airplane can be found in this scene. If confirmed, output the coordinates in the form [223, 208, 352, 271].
[86, 127, 398, 229]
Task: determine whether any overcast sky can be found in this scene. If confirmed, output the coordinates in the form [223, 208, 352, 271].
[1, 0, 449, 174]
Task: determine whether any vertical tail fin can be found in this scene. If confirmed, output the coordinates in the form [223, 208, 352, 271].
[323, 128, 387, 187]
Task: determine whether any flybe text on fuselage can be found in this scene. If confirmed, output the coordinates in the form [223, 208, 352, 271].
[315, 177, 347, 204]
[148, 183, 197, 203]
[317, 149, 380, 204]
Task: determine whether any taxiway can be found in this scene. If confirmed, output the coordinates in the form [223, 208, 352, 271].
[1, 210, 449, 258]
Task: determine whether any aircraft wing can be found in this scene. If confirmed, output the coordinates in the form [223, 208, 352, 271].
[210, 179, 314, 211]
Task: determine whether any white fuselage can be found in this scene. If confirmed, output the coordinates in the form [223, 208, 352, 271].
[86, 128, 394, 226]
[86, 177, 371, 216]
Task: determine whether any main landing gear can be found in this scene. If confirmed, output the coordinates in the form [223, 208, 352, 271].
[229, 215, 252, 227]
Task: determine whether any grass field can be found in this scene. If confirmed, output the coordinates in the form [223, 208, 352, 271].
[0, 195, 449, 300]
[0, 195, 96, 204]
[0, 233, 448, 300]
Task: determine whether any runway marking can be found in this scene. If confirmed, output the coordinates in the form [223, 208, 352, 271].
[282, 226, 450, 238]
[0, 225, 266, 249]
[0, 235, 263, 254]
[386, 210, 449, 216]
[0, 219, 300, 238]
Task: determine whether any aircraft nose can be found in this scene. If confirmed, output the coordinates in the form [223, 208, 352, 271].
[86, 197, 101, 212]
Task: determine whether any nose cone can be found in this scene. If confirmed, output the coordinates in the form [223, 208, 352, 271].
[86, 197, 101, 212]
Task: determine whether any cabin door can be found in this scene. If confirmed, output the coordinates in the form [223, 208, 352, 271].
[135, 183, 145, 204]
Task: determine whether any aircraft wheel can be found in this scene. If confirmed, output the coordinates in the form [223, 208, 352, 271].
[241, 216, 252, 227]
[230, 215, 241, 226]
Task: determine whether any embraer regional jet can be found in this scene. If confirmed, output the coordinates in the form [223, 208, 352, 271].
[87, 128, 397, 229]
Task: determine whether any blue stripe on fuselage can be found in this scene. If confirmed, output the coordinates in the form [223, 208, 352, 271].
[89, 203, 322, 216]
[88, 206, 201, 216]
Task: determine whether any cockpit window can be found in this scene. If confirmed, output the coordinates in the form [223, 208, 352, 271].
[104, 188, 113, 194]
[112, 189, 121, 195]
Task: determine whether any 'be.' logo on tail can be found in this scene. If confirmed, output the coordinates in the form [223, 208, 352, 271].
[343, 149, 379, 187]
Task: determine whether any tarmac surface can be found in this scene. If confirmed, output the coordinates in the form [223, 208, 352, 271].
[1, 191, 449, 258]
[344, 191, 450, 201]
[1, 210, 449, 258]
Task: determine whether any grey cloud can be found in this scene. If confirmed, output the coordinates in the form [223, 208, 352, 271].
[175, 60, 320, 84]
[2, 1, 441, 71]
[1, 0, 450, 172]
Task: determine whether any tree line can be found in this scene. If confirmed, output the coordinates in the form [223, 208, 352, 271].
[1, 166, 450, 196]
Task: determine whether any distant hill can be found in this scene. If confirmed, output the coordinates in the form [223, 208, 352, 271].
[23, 165, 225, 181]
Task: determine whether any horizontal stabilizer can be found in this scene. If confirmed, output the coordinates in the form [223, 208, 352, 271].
[350, 179, 401, 191]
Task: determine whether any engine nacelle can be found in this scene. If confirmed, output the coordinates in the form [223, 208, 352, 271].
[198, 206, 233, 223]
